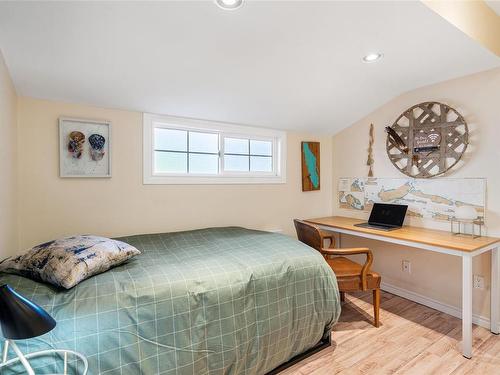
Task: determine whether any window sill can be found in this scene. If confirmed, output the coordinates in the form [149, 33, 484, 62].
[143, 175, 286, 185]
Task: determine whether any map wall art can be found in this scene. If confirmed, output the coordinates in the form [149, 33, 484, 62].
[301, 141, 320, 191]
[338, 177, 485, 221]
[59, 117, 111, 177]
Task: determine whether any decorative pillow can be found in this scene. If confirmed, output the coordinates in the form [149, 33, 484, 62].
[0, 235, 140, 289]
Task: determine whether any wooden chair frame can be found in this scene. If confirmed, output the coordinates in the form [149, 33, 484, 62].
[294, 219, 381, 327]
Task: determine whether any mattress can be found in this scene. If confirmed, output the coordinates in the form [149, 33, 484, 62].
[0, 227, 340, 374]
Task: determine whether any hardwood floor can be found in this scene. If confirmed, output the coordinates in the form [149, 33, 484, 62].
[281, 291, 500, 374]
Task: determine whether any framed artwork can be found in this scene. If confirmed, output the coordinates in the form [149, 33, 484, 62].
[301, 141, 320, 191]
[59, 117, 111, 178]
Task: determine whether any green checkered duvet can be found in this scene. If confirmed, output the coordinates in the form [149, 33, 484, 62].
[0, 227, 340, 375]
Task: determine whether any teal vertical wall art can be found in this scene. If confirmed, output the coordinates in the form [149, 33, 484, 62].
[301, 141, 320, 191]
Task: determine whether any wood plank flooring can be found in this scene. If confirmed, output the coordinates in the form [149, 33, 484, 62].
[281, 291, 500, 375]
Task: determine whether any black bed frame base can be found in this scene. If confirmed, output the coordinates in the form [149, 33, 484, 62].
[266, 331, 332, 375]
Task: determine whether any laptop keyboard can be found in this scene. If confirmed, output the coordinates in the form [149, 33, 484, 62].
[354, 222, 399, 231]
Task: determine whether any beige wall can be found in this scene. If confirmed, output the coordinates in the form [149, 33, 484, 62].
[332, 67, 500, 320]
[17, 97, 333, 250]
[0, 50, 18, 259]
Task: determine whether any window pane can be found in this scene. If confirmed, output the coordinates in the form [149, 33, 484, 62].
[154, 128, 187, 151]
[189, 154, 218, 174]
[154, 151, 187, 173]
[224, 138, 249, 155]
[250, 156, 273, 172]
[224, 155, 249, 172]
[189, 131, 218, 153]
[250, 140, 272, 156]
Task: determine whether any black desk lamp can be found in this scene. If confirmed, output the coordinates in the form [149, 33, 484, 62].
[0, 284, 56, 375]
[0, 284, 88, 375]
[0, 284, 56, 339]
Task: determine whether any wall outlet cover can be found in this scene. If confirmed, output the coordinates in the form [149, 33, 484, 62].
[473, 275, 485, 289]
[402, 260, 411, 273]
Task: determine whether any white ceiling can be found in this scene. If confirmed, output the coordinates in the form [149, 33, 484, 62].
[486, 0, 500, 15]
[0, 1, 498, 134]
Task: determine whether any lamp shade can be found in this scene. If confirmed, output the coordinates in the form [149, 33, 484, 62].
[0, 284, 56, 340]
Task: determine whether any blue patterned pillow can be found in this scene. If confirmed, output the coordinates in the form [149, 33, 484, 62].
[0, 236, 140, 289]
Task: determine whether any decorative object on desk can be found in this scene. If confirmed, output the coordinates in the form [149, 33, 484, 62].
[450, 217, 484, 238]
[455, 205, 479, 221]
[385, 101, 468, 178]
[59, 117, 111, 177]
[367, 124, 374, 177]
[0, 284, 88, 375]
[301, 141, 320, 191]
[451, 205, 483, 238]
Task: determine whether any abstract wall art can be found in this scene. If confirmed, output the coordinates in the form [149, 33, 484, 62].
[59, 117, 111, 177]
[301, 141, 320, 191]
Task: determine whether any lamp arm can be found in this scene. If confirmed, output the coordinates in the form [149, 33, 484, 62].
[8, 340, 35, 375]
[2, 340, 8, 363]
[0, 343, 89, 375]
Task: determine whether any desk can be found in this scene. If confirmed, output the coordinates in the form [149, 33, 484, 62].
[306, 216, 500, 359]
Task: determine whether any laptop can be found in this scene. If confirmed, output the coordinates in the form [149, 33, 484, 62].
[354, 203, 408, 231]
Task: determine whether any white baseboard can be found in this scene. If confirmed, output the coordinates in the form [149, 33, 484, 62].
[380, 282, 500, 331]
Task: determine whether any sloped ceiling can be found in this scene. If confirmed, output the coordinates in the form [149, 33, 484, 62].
[0, 1, 498, 133]
[486, 1, 500, 15]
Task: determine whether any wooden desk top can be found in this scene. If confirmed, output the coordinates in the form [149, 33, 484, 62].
[306, 216, 500, 253]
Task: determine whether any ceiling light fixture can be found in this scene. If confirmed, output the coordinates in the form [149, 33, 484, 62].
[215, 0, 244, 10]
[363, 53, 383, 63]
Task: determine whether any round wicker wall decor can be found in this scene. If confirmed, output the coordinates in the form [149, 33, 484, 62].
[385, 101, 468, 178]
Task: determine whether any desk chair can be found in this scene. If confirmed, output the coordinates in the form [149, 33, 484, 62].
[293, 219, 381, 327]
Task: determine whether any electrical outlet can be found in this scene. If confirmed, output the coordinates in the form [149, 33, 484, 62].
[402, 260, 411, 273]
[473, 275, 485, 289]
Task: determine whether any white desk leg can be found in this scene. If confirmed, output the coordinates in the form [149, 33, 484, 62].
[462, 255, 473, 359]
[491, 247, 499, 334]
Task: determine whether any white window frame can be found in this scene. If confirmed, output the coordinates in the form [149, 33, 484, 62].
[143, 113, 287, 184]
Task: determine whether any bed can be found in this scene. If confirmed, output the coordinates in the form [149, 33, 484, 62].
[0, 227, 340, 374]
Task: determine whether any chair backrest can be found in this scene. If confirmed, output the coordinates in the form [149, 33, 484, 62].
[293, 219, 322, 252]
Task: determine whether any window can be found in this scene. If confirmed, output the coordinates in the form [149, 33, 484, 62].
[154, 129, 219, 174]
[224, 138, 273, 173]
[143, 113, 286, 184]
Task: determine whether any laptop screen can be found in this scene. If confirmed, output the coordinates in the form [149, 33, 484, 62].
[368, 203, 408, 227]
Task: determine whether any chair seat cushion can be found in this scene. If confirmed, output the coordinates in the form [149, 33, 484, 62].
[327, 256, 381, 291]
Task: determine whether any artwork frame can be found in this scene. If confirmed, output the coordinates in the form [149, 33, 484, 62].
[301, 141, 320, 191]
[59, 117, 112, 178]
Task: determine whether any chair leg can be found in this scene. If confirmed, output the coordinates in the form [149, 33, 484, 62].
[373, 288, 380, 327]
[340, 291, 345, 302]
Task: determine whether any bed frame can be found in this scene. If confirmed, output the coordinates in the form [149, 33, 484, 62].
[266, 330, 332, 374]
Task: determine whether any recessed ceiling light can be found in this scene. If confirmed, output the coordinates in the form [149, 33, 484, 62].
[363, 53, 383, 63]
[215, 0, 244, 10]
